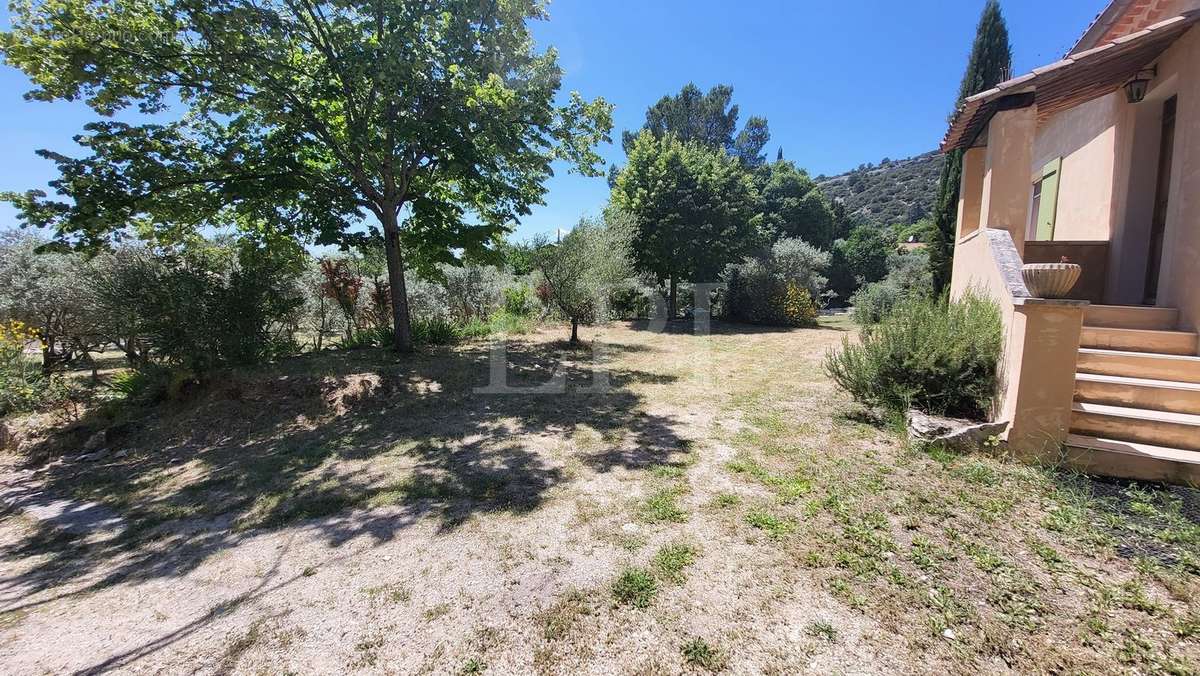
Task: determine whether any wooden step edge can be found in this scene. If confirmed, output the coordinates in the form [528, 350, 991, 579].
[1080, 326, 1198, 338]
[1078, 347, 1200, 363]
[1072, 401, 1200, 426]
[1066, 433, 1200, 464]
[1063, 434, 1200, 485]
[1075, 372, 1200, 392]
[1083, 305, 1180, 330]
[1087, 305, 1178, 312]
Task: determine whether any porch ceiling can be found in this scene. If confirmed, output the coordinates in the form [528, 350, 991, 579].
[941, 11, 1199, 152]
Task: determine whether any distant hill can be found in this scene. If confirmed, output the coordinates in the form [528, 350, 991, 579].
[816, 151, 944, 228]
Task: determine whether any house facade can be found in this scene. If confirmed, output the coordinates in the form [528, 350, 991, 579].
[943, 0, 1200, 482]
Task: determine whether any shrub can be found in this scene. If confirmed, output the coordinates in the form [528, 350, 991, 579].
[851, 249, 933, 325]
[502, 283, 536, 317]
[850, 281, 904, 326]
[824, 292, 1002, 419]
[440, 263, 511, 321]
[454, 317, 493, 340]
[486, 309, 533, 335]
[723, 238, 829, 326]
[609, 279, 655, 319]
[108, 363, 196, 404]
[345, 317, 462, 348]
[0, 319, 47, 414]
[413, 317, 460, 345]
[89, 237, 306, 373]
[776, 282, 819, 327]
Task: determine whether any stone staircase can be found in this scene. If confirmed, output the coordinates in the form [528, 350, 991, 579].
[1066, 305, 1200, 483]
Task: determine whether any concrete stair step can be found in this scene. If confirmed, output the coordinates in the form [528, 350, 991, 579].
[1080, 326, 1198, 355]
[1077, 348, 1200, 384]
[1083, 304, 1179, 330]
[1063, 433, 1200, 484]
[1075, 373, 1200, 415]
[1070, 401, 1200, 451]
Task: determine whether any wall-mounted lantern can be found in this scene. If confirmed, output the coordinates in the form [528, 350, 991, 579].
[1124, 67, 1156, 103]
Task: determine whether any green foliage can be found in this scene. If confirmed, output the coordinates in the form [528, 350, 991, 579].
[828, 225, 892, 306]
[502, 284, 535, 318]
[652, 542, 698, 583]
[613, 131, 761, 313]
[344, 309, 529, 350]
[609, 281, 655, 320]
[611, 567, 658, 608]
[640, 486, 688, 523]
[777, 282, 819, 327]
[0, 320, 47, 414]
[109, 366, 164, 405]
[109, 363, 195, 405]
[931, 0, 1012, 294]
[485, 309, 534, 336]
[532, 211, 634, 343]
[760, 162, 835, 247]
[723, 238, 829, 326]
[824, 292, 1002, 419]
[0, 231, 105, 369]
[621, 82, 769, 166]
[89, 237, 306, 373]
[746, 509, 796, 539]
[680, 637, 727, 671]
[817, 153, 944, 229]
[3, 0, 612, 351]
[851, 250, 934, 325]
[893, 219, 936, 246]
[496, 240, 537, 277]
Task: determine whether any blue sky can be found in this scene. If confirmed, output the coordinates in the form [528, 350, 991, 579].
[0, 1, 1104, 242]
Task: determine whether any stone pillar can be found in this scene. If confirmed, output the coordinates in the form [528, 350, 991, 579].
[999, 298, 1087, 455]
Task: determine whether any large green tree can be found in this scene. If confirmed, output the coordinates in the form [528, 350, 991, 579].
[1, 0, 612, 352]
[758, 161, 836, 248]
[620, 83, 770, 166]
[929, 0, 1012, 294]
[612, 131, 760, 317]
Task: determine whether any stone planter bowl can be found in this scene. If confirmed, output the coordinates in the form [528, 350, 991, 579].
[1021, 263, 1081, 299]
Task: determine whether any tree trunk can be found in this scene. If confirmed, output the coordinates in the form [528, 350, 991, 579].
[668, 277, 677, 320]
[381, 211, 414, 353]
[570, 317, 580, 343]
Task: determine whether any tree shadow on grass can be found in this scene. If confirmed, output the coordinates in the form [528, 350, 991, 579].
[0, 336, 685, 617]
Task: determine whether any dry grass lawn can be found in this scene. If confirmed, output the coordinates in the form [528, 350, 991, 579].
[1, 318, 1198, 674]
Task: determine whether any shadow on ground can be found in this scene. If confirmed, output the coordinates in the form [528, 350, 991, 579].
[0, 335, 686, 621]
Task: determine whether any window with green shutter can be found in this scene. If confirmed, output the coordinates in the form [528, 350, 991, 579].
[1035, 158, 1061, 241]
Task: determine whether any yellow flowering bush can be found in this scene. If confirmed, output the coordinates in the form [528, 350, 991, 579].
[775, 281, 819, 327]
[0, 319, 46, 414]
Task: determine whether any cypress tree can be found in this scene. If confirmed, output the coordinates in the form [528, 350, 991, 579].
[929, 0, 1012, 295]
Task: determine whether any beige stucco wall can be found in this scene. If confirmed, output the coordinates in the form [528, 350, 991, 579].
[981, 108, 1036, 251]
[1010, 25, 1200, 335]
[1031, 95, 1123, 242]
[956, 147, 986, 239]
[1153, 27, 1200, 336]
[949, 229, 1083, 454]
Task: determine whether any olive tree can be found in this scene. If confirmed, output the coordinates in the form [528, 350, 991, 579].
[532, 212, 633, 344]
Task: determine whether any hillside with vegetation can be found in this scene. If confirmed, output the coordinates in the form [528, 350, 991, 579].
[816, 151, 944, 228]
